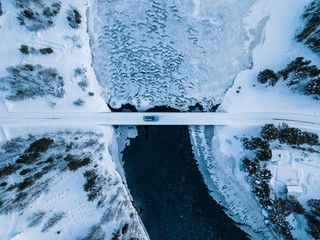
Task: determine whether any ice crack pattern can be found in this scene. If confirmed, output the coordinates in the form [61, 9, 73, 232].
[90, 0, 255, 110]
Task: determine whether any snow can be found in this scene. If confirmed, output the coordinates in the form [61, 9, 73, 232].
[189, 125, 277, 240]
[190, 0, 320, 239]
[287, 185, 303, 194]
[271, 149, 290, 162]
[0, 0, 108, 113]
[0, 125, 148, 240]
[219, 0, 320, 115]
[0, 1, 149, 240]
[10, 232, 29, 240]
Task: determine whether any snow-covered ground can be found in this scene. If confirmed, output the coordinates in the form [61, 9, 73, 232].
[219, 0, 319, 115]
[190, 125, 278, 239]
[190, 0, 320, 239]
[0, 0, 108, 113]
[207, 124, 320, 240]
[0, 1, 148, 239]
[0, 125, 148, 240]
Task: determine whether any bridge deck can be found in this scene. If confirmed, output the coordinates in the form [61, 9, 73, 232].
[0, 112, 319, 129]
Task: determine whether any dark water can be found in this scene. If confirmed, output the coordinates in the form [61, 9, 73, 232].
[122, 125, 249, 240]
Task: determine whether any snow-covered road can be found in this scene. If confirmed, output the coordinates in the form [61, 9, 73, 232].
[0, 112, 320, 129]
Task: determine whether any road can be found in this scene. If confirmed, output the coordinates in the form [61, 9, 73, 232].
[0, 112, 320, 129]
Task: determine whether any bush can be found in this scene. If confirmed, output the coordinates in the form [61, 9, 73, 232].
[74, 67, 86, 77]
[73, 98, 85, 106]
[257, 69, 279, 86]
[19, 169, 31, 175]
[305, 78, 320, 95]
[83, 170, 101, 201]
[16, 152, 40, 165]
[67, 7, 82, 29]
[285, 196, 305, 215]
[15, 1, 61, 31]
[0, 182, 7, 187]
[15, 1, 60, 31]
[297, 1, 320, 53]
[39, 47, 53, 54]
[41, 212, 65, 232]
[26, 138, 53, 153]
[19, 45, 30, 55]
[0, 2, 2, 16]
[268, 198, 294, 240]
[121, 223, 129, 235]
[111, 230, 120, 240]
[33, 172, 44, 180]
[242, 158, 259, 175]
[308, 199, 320, 216]
[306, 213, 320, 239]
[256, 149, 272, 161]
[0, 164, 21, 177]
[278, 123, 319, 146]
[78, 77, 89, 91]
[18, 176, 35, 191]
[82, 225, 106, 240]
[67, 157, 91, 171]
[27, 211, 46, 228]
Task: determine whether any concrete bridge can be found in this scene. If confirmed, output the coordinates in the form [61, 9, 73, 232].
[0, 112, 320, 130]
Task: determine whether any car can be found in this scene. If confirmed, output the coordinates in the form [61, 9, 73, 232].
[143, 115, 157, 121]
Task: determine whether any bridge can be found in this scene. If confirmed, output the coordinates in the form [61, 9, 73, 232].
[0, 112, 320, 130]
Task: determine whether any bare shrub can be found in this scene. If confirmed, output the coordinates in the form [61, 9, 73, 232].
[73, 98, 85, 106]
[67, 7, 82, 29]
[27, 211, 46, 228]
[41, 212, 65, 232]
[15, 0, 61, 31]
[1, 64, 65, 101]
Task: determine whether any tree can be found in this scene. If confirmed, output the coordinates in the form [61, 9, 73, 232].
[308, 199, 320, 216]
[242, 137, 269, 150]
[306, 213, 320, 239]
[242, 158, 259, 175]
[39, 47, 53, 55]
[305, 78, 320, 95]
[260, 124, 278, 141]
[257, 69, 279, 86]
[285, 196, 305, 215]
[19, 45, 30, 55]
[67, 7, 82, 29]
[256, 149, 272, 161]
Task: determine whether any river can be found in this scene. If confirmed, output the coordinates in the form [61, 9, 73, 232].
[121, 123, 249, 240]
